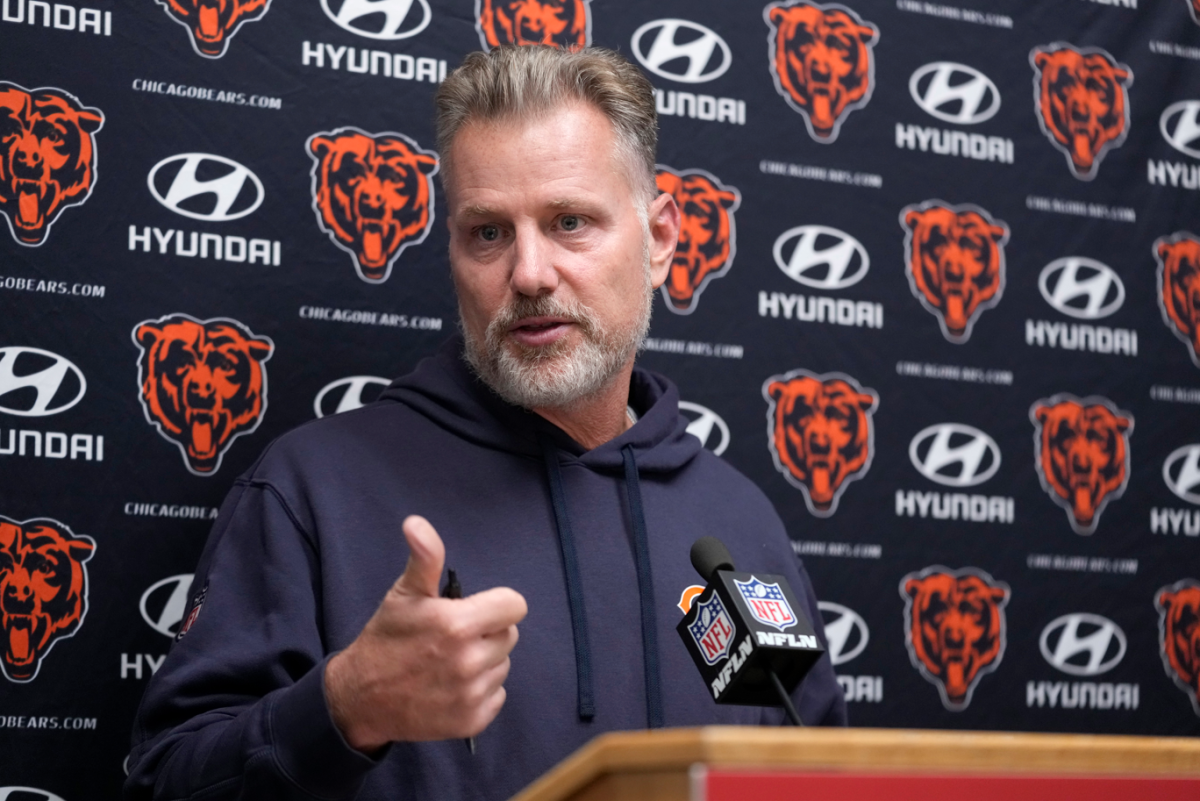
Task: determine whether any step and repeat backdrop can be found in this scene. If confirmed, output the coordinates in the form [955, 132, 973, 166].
[2, 0, 1200, 796]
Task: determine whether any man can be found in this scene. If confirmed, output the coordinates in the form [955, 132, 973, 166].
[125, 46, 846, 801]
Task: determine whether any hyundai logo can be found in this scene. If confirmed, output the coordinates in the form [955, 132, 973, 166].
[1039, 613, 1126, 677]
[1163, 444, 1200, 505]
[1160, 99, 1200, 160]
[631, 19, 731, 84]
[147, 153, 264, 222]
[773, 225, 869, 290]
[0, 347, 86, 417]
[1038, 257, 1125, 320]
[139, 574, 194, 638]
[909, 62, 1000, 125]
[908, 423, 1000, 488]
[320, 0, 431, 40]
[679, 400, 730, 456]
[314, 376, 390, 418]
[0, 789, 67, 801]
[817, 601, 869, 666]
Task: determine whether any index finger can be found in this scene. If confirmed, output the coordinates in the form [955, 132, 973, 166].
[455, 587, 528, 636]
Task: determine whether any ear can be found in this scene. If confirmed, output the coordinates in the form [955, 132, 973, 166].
[309, 136, 333, 160]
[646, 190, 681, 292]
[767, 381, 786, 402]
[904, 578, 920, 599]
[904, 210, 921, 230]
[1115, 414, 1131, 432]
[76, 108, 103, 134]
[68, 538, 94, 561]
[1159, 241, 1172, 260]
[718, 189, 738, 210]
[1111, 67, 1130, 85]
[856, 392, 876, 412]
[247, 338, 273, 362]
[769, 6, 787, 25]
[857, 24, 877, 44]
[989, 224, 1008, 242]
[414, 152, 439, 175]
[136, 323, 162, 350]
[1159, 591, 1173, 612]
[1035, 406, 1050, 424]
[1034, 51, 1051, 71]
[989, 586, 1008, 604]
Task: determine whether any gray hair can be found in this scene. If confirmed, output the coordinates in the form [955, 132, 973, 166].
[435, 45, 658, 201]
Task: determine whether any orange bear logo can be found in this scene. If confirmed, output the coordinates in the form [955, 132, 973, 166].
[0, 516, 95, 683]
[476, 0, 591, 49]
[764, 1, 879, 143]
[133, 314, 274, 476]
[901, 201, 1009, 344]
[1155, 231, 1200, 369]
[1030, 43, 1132, 181]
[308, 128, 438, 284]
[763, 369, 878, 517]
[155, 0, 271, 59]
[1030, 395, 1133, 536]
[0, 82, 103, 247]
[901, 566, 1010, 711]
[655, 166, 741, 315]
[1156, 579, 1200, 716]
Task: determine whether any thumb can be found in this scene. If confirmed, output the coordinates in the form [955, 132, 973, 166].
[394, 515, 445, 598]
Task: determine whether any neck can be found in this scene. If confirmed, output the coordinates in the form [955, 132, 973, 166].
[533, 361, 635, 450]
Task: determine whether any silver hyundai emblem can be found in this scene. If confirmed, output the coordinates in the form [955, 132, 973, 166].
[314, 376, 391, 418]
[679, 400, 730, 456]
[147, 153, 264, 222]
[1038, 257, 1125, 320]
[1039, 613, 1126, 676]
[631, 19, 731, 84]
[320, 0, 431, 40]
[818, 601, 869, 666]
[908, 423, 1001, 488]
[1163, 444, 1200, 505]
[0, 346, 86, 417]
[1160, 99, 1200, 160]
[139, 574, 195, 638]
[909, 62, 1000, 125]
[0, 790, 67, 801]
[773, 225, 869, 290]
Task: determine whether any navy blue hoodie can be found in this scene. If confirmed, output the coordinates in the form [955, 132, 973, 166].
[124, 337, 847, 801]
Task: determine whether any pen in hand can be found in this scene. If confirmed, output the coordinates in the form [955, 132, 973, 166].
[440, 568, 476, 755]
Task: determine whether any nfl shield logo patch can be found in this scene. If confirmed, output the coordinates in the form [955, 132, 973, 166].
[688, 592, 736, 666]
[735, 577, 797, 632]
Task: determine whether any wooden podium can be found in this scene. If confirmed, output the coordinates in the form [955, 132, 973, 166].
[511, 726, 1200, 801]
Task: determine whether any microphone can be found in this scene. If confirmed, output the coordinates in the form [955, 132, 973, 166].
[676, 536, 825, 725]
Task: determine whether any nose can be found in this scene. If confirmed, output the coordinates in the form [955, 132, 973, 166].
[1069, 98, 1091, 123]
[1071, 448, 1092, 474]
[509, 226, 559, 297]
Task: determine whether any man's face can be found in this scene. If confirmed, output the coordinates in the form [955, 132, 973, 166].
[446, 102, 676, 409]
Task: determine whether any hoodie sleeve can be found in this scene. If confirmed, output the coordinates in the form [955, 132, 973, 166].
[790, 558, 850, 727]
[123, 478, 388, 801]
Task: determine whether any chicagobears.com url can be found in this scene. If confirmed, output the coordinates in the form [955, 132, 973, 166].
[0, 275, 105, 297]
[0, 715, 97, 730]
[132, 79, 283, 110]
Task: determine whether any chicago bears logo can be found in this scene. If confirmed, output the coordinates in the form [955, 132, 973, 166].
[901, 566, 1009, 711]
[475, 0, 591, 49]
[133, 314, 274, 476]
[764, 1, 879, 143]
[0, 516, 95, 683]
[154, 0, 271, 59]
[1156, 579, 1200, 716]
[763, 368, 878, 517]
[307, 128, 438, 285]
[1155, 231, 1200, 369]
[0, 82, 102, 247]
[1030, 394, 1133, 535]
[900, 200, 1009, 344]
[1030, 43, 1132, 181]
[655, 166, 740, 315]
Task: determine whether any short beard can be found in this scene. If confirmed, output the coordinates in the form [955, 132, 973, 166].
[462, 248, 653, 411]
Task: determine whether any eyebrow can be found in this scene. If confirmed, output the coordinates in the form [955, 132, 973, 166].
[456, 197, 593, 218]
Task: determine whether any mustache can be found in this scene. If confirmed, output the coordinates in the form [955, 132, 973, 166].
[486, 294, 600, 342]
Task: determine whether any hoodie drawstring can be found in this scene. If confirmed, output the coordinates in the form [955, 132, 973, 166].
[539, 434, 595, 721]
[622, 444, 665, 729]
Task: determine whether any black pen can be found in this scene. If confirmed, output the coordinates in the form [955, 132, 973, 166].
[440, 569, 476, 755]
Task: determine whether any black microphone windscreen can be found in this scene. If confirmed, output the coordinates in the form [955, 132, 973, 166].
[690, 536, 736, 583]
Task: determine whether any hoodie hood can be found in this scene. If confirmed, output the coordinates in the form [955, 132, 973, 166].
[378, 335, 702, 473]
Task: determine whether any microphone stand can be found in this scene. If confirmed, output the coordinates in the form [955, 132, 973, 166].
[769, 669, 803, 727]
